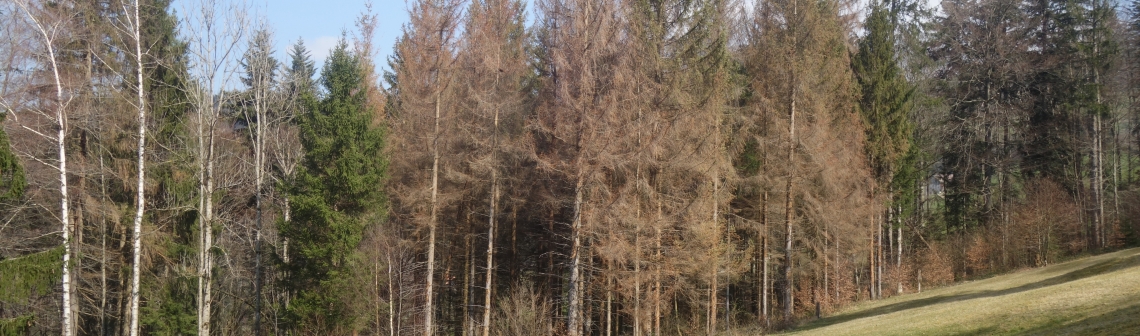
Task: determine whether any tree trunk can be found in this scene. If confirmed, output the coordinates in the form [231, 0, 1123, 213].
[784, 1, 798, 319]
[100, 156, 108, 336]
[654, 197, 662, 335]
[1093, 113, 1104, 249]
[783, 75, 796, 324]
[425, 91, 442, 336]
[760, 192, 769, 327]
[877, 210, 883, 298]
[568, 176, 585, 336]
[482, 104, 500, 336]
[605, 276, 612, 336]
[128, 1, 146, 334]
[17, 3, 76, 333]
[463, 228, 471, 336]
[897, 206, 903, 294]
[869, 214, 875, 300]
[709, 173, 719, 335]
[388, 252, 396, 336]
[253, 48, 267, 336]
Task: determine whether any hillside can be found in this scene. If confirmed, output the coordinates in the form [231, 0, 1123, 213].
[780, 248, 1140, 335]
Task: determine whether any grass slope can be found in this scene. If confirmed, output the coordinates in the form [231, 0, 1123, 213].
[782, 247, 1140, 336]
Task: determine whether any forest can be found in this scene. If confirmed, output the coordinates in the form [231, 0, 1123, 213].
[1, 0, 1139, 334]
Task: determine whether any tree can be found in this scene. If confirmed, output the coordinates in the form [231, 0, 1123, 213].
[932, 0, 1029, 235]
[180, 2, 248, 333]
[239, 26, 280, 335]
[388, 0, 462, 333]
[743, 0, 870, 323]
[853, 0, 914, 298]
[127, 0, 148, 334]
[455, 0, 529, 334]
[9, 2, 75, 334]
[855, 2, 915, 192]
[280, 38, 387, 333]
[533, 0, 627, 332]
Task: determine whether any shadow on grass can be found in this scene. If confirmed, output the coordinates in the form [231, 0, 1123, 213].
[792, 250, 1140, 333]
[1019, 301, 1140, 335]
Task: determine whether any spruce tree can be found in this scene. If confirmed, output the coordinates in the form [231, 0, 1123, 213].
[280, 38, 387, 333]
[854, 1, 915, 184]
[287, 39, 318, 102]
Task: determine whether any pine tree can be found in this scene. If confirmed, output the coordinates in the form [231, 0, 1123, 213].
[280, 38, 388, 333]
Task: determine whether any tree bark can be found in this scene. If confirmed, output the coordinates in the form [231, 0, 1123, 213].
[252, 41, 268, 336]
[783, 63, 797, 324]
[709, 172, 719, 335]
[567, 175, 585, 336]
[784, 0, 798, 320]
[425, 91, 442, 336]
[760, 192, 769, 327]
[482, 103, 500, 336]
[654, 197, 662, 335]
[128, 1, 146, 334]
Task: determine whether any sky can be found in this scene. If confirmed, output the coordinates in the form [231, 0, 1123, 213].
[173, 0, 409, 77]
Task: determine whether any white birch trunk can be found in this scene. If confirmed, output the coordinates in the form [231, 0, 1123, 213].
[129, 1, 147, 334]
[17, 3, 75, 334]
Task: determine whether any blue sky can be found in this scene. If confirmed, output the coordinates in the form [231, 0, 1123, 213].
[173, 0, 409, 76]
[259, 0, 408, 69]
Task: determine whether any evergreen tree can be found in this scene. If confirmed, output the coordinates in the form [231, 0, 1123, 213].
[287, 38, 318, 102]
[137, 0, 196, 333]
[280, 38, 387, 333]
[855, 1, 915, 185]
[0, 114, 25, 203]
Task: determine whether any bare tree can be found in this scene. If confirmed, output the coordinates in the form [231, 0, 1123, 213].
[240, 25, 281, 336]
[9, 2, 74, 334]
[126, 0, 147, 334]
[180, 1, 248, 334]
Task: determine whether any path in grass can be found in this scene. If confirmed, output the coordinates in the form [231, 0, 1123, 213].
[783, 247, 1140, 336]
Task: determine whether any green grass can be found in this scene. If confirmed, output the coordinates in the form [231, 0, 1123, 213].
[774, 247, 1140, 336]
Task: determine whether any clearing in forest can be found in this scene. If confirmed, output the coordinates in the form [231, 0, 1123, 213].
[780, 247, 1140, 335]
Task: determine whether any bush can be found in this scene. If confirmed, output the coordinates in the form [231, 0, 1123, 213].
[492, 282, 556, 336]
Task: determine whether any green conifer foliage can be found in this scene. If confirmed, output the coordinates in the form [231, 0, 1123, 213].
[0, 114, 25, 202]
[854, 2, 915, 184]
[133, 1, 197, 334]
[280, 38, 387, 333]
[0, 111, 31, 333]
[0, 315, 35, 336]
[0, 247, 63, 303]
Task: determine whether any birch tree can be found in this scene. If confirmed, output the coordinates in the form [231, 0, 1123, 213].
[10, 2, 74, 334]
[126, 0, 148, 334]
